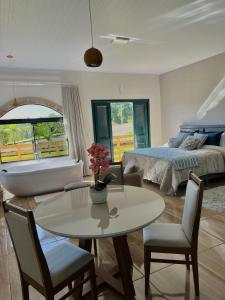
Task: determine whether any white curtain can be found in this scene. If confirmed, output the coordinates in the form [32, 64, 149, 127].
[62, 86, 91, 176]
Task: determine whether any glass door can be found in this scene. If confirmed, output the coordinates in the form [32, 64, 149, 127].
[92, 100, 150, 161]
[111, 102, 134, 161]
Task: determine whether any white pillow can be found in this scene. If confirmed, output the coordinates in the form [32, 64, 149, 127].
[219, 132, 225, 147]
[179, 136, 200, 150]
[193, 133, 208, 149]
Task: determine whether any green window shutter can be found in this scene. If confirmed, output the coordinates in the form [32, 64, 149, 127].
[133, 100, 150, 148]
[92, 101, 113, 160]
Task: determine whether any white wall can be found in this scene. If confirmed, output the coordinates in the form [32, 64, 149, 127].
[0, 69, 162, 147]
[160, 52, 225, 142]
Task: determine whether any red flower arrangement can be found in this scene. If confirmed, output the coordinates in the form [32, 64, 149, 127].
[87, 143, 110, 180]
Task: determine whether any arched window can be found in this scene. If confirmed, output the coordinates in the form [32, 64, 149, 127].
[1, 104, 62, 119]
[0, 104, 68, 163]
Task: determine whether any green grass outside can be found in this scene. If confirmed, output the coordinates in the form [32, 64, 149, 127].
[2, 154, 34, 162]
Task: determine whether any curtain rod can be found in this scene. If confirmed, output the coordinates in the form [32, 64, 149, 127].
[0, 81, 74, 87]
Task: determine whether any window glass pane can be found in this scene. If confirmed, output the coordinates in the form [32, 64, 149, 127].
[0, 105, 68, 163]
[0, 123, 35, 162]
[111, 102, 134, 161]
[34, 121, 68, 159]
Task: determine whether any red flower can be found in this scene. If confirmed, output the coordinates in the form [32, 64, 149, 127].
[87, 143, 110, 175]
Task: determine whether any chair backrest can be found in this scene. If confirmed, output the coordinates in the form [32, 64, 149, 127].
[3, 202, 51, 287]
[98, 161, 124, 185]
[181, 172, 203, 247]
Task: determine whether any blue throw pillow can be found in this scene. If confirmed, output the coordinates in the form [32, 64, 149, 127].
[176, 132, 191, 141]
[201, 132, 222, 146]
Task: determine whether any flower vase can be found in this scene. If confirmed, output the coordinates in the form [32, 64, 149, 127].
[89, 186, 108, 204]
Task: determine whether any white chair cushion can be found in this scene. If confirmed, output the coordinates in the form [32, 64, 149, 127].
[106, 165, 123, 185]
[43, 241, 93, 287]
[143, 223, 191, 248]
[182, 180, 199, 242]
[124, 159, 138, 174]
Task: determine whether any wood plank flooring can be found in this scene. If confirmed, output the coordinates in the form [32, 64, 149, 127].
[1, 180, 225, 300]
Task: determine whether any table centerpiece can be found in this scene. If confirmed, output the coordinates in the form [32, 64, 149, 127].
[87, 143, 116, 204]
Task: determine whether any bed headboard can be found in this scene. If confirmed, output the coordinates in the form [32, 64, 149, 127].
[180, 123, 225, 133]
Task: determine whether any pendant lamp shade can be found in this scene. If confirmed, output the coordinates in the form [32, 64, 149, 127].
[84, 0, 103, 67]
[84, 47, 103, 67]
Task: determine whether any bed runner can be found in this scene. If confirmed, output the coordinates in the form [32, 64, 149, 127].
[127, 147, 199, 170]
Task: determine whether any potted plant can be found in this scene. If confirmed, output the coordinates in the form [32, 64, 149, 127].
[87, 143, 116, 203]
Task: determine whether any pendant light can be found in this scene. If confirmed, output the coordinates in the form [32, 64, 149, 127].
[84, 0, 103, 67]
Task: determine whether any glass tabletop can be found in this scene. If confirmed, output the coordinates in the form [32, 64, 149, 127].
[34, 185, 165, 239]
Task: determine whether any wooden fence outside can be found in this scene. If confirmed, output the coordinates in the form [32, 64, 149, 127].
[0, 140, 68, 163]
[113, 133, 134, 161]
[0, 134, 133, 163]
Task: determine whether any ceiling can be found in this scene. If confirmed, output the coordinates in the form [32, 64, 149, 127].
[0, 0, 225, 74]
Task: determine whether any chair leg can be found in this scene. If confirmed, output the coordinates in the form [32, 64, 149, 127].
[185, 253, 190, 270]
[89, 262, 98, 300]
[93, 239, 98, 257]
[192, 252, 199, 296]
[144, 247, 151, 295]
[21, 279, 29, 300]
[68, 282, 73, 290]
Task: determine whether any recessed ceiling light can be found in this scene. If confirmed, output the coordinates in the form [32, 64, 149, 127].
[100, 34, 140, 45]
[6, 54, 14, 59]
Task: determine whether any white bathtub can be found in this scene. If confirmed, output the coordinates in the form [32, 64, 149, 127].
[0, 158, 83, 197]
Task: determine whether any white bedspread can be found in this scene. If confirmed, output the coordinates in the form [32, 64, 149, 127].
[123, 145, 225, 194]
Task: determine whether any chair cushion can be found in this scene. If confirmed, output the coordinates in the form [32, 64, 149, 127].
[105, 165, 123, 185]
[182, 180, 199, 242]
[143, 223, 191, 248]
[43, 241, 93, 287]
[123, 159, 139, 174]
[124, 169, 144, 187]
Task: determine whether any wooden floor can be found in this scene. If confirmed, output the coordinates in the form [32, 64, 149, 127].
[1, 180, 225, 300]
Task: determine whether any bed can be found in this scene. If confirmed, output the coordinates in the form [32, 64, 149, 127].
[123, 124, 225, 194]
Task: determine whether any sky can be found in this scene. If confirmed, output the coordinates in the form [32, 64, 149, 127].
[1, 105, 61, 120]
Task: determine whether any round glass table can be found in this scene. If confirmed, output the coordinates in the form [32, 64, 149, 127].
[35, 185, 165, 299]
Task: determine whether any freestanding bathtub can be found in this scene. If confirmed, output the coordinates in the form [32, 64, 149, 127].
[0, 158, 83, 197]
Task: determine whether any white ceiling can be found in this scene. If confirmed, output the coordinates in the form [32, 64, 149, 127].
[0, 0, 225, 74]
